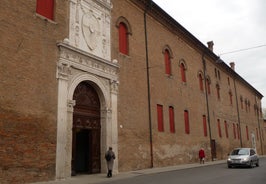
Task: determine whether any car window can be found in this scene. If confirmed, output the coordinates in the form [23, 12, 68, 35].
[231, 149, 249, 155]
[250, 149, 255, 156]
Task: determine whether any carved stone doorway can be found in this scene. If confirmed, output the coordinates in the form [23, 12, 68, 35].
[72, 81, 101, 175]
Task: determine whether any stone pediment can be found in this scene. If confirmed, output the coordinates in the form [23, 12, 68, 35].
[57, 42, 118, 81]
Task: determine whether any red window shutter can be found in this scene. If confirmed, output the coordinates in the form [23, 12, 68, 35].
[206, 79, 211, 94]
[216, 86, 220, 99]
[157, 105, 164, 132]
[36, 0, 54, 20]
[169, 106, 175, 133]
[180, 64, 186, 82]
[246, 126, 249, 140]
[229, 92, 233, 105]
[217, 119, 222, 138]
[233, 123, 236, 139]
[203, 115, 207, 137]
[184, 110, 189, 134]
[224, 121, 228, 138]
[119, 23, 128, 55]
[164, 50, 171, 75]
[199, 74, 203, 91]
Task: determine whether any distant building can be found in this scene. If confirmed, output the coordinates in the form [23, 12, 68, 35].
[0, 0, 264, 183]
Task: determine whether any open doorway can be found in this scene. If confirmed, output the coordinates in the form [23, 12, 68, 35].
[72, 81, 101, 175]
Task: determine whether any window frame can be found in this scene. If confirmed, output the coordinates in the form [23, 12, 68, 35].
[36, 0, 55, 20]
[169, 106, 175, 133]
[157, 104, 164, 132]
[184, 110, 190, 134]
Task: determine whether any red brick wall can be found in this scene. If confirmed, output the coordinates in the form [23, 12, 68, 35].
[0, 0, 68, 183]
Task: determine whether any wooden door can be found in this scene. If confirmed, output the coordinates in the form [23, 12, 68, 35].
[72, 82, 101, 175]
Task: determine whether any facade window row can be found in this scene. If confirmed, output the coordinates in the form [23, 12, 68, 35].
[157, 105, 190, 135]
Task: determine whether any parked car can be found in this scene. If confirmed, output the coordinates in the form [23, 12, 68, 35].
[227, 148, 259, 168]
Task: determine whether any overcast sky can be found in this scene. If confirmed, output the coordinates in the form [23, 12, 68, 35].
[153, 0, 266, 108]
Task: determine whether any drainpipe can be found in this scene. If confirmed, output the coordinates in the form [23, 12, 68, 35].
[202, 55, 213, 161]
[229, 62, 243, 147]
[233, 78, 243, 147]
[255, 96, 264, 155]
[144, 1, 153, 168]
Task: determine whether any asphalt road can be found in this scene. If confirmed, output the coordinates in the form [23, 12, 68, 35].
[101, 157, 266, 184]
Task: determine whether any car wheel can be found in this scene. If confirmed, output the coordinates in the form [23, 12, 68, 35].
[228, 165, 232, 168]
[255, 160, 259, 167]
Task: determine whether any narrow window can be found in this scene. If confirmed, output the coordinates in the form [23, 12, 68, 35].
[206, 78, 211, 94]
[203, 115, 207, 137]
[240, 97, 243, 109]
[216, 84, 220, 100]
[227, 77, 230, 86]
[36, 0, 54, 20]
[119, 22, 128, 55]
[157, 105, 164, 132]
[245, 100, 248, 112]
[217, 119, 222, 138]
[199, 74, 204, 91]
[169, 106, 175, 133]
[184, 110, 190, 134]
[246, 126, 249, 140]
[164, 50, 171, 75]
[224, 121, 228, 138]
[180, 63, 186, 82]
[229, 91, 233, 105]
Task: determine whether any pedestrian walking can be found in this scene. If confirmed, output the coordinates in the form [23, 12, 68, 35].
[105, 147, 115, 177]
[199, 148, 205, 164]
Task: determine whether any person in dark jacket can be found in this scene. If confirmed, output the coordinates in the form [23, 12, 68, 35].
[105, 147, 115, 177]
[199, 148, 205, 164]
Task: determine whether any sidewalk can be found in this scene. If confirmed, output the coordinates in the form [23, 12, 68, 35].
[33, 160, 226, 184]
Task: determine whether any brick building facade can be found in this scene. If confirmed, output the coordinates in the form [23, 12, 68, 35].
[0, 0, 264, 183]
[112, 0, 264, 171]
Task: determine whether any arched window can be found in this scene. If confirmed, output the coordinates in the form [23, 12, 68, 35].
[198, 72, 204, 91]
[205, 76, 211, 94]
[157, 104, 164, 132]
[216, 84, 220, 100]
[169, 106, 175, 133]
[116, 17, 132, 55]
[119, 23, 128, 55]
[36, 0, 54, 20]
[179, 60, 187, 82]
[164, 50, 171, 75]
[224, 121, 229, 138]
[202, 115, 207, 137]
[217, 119, 222, 138]
[184, 110, 190, 134]
[229, 90, 233, 105]
[162, 46, 173, 75]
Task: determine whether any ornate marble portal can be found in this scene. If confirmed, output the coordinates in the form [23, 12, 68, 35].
[55, 0, 118, 179]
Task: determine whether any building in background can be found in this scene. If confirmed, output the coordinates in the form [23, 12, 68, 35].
[0, 0, 264, 183]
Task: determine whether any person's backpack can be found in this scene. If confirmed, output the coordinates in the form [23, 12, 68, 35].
[106, 153, 112, 161]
